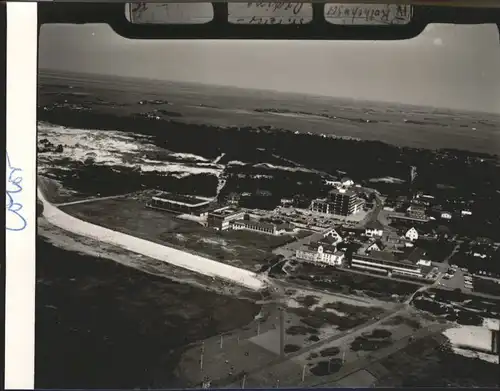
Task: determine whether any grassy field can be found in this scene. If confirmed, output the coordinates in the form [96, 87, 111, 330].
[288, 263, 420, 301]
[287, 302, 383, 333]
[61, 197, 291, 271]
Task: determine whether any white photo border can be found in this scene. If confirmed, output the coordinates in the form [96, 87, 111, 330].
[5, 2, 38, 389]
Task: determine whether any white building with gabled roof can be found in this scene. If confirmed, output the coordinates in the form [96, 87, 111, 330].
[366, 240, 384, 253]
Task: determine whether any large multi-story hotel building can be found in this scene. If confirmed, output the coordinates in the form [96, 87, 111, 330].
[310, 188, 364, 217]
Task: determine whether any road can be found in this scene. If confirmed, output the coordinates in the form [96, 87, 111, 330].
[361, 194, 384, 228]
[56, 192, 138, 207]
[444, 242, 462, 264]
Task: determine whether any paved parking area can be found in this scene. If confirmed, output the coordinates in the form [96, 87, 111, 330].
[436, 267, 475, 292]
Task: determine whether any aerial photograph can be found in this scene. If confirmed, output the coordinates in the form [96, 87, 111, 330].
[36, 11, 499, 390]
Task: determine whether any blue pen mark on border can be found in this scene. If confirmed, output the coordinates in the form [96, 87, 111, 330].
[6, 152, 27, 232]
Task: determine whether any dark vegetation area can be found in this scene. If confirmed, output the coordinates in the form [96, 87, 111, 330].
[294, 295, 320, 308]
[308, 335, 321, 342]
[289, 303, 383, 332]
[473, 277, 500, 296]
[382, 315, 421, 330]
[376, 335, 499, 387]
[350, 329, 393, 352]
[310, 359, 343, 376]
[288, 263, 419, 301]
[449, 241, 500, 278]
[284, 344, 301, 354]
[414, 238, 456, 263]
[36, 239, 259, 389]
[42, 162, 219, 198]
[319, 346, 340, 357]
[286, 325, 319, 336]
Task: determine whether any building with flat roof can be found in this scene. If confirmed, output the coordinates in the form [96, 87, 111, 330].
[207, 207, 288, 235]
[148, 192, 212, 216]
[351, 250, 423, 278]
[207, 206, 245, 231]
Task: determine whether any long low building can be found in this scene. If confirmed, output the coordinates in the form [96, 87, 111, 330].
[207, 207, 289, 235]
[148, 192, 212, 216]
[232, 219, 287, 235]
[351, 250, 423, 278]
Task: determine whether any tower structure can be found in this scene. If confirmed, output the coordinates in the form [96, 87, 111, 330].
[279, 307, 285, 358]
[484, 318, 500, 354]
[409, 165, 418, 198]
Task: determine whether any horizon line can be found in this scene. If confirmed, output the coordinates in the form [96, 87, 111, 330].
[38, 67, 500, 117]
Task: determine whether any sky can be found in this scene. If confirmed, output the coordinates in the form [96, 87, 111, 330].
[38, 10, 500, 113]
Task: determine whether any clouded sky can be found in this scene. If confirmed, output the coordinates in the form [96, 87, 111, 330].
[39, 18, 500, 113]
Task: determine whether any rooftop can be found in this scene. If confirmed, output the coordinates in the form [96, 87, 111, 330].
[329, 188, 356, 197]
[367, 239, 385, 250]
[306, 242, 338, 253]
[233, 219, 276, 230]
[358, 250, 418, 267]
[408, 205, 427, 212]
[319, 235, 340, 245]
[366, 220, 384, 230]
[406, 247, 427, 263]
[369, 250, 398, 263]
[210, 207, 242, 217]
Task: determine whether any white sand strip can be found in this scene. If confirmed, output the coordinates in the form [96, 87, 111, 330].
[37, 187, 267, 291]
